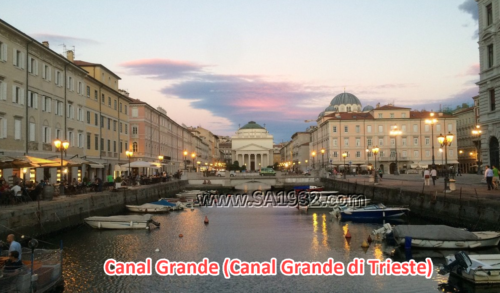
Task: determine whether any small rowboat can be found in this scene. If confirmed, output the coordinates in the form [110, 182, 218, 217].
[84, 214, 160, 230]
[441, 251, 500, 284]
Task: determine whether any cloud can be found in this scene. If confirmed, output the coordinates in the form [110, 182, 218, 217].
[119, 59, 209, 80]
[455, 63, 480, 77]
[459, 0, 479, 21]
[30, 33, 99, 45]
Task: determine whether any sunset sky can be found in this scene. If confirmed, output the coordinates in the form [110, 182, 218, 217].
[2, 0, 479, 142]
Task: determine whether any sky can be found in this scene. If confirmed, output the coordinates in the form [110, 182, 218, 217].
[1, 0, 480, 142]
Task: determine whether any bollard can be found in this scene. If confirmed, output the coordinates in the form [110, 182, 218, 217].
[405, 236, 412, 250]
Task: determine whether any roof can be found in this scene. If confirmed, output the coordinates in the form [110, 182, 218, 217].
[409, 111, 454, 119]
[330, 92, 361, 106]
[74, 60, 122, 80]
[322, 112, 374, 120]
[240, 121, 265, 130]
[452, 107, 474, 115]
[374, 105, 410, 110]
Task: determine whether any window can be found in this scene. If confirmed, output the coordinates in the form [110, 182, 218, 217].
[0, 41, 6, 62]
[125, 142, 128, 151]
[13, 49, 23, 69]
[424, 125, 429, 132]
[107, 118, 111, 130]
[107, 139, 110, 151]
[367, 125, 372, 133]
[27, 91, 38, 109]
[68, 131, 74, 145]
[120, 142, 123, 153]
[355, 125, 360, 133]
[67, 104, 74, 119]
[87, 111, 91, 123]
[426, 150, 430, 157]
[95, 135, 99, 150]
[413, 124, 418, 132]
[378, 113, 382, 118]
[78, 133, 83, 148]
[119, 122, 123, 133]
[333, 151, 338, 158]
[42, 126, 51, 143]
[113, 141, 116, 152]
[487, 3, 493, 26]
[114, 100, 117, 110]
[0, 117, 7, 138]
[86, 86, 90, 98]
[28, 57, 38, 75]
[333, 126, 337, 133]
[67, 76, 73, 90]
[12, 85, 23, 104]
[77, 108, 83, 121]
[391, 138, 395, 146]
[100, 116, 104, 128]
[14, 119, 21, 140]
[379, 138, 384, 146]
[132, 107, 138, 117]
[367, 138, 372, 146]
[356, 138, 360, 146]
[56, 129, 61, 139]
[119, 102, 123, 112]
[344, 138, 349, 146]
[77, 82, 83, 94]
[42, 64, 51, 81]
[0, 80, 6, 101]
[333, 138, 337, 146]
[101, 94, 105, 103]
[124, 105, 128, 115]
[390, 113, 394, 118]
[55, 70, 62, 86]
[425, 137, 430, 145]
[414, 150, 419, 158]
[29, 122, 35, 141]
[414, 137, 418, 145]
[490, 89, 496, 111]
[402, 137, 407, 146]
[53, 100, 60, 115]
[94, 90, 98, 100]
[100, 138, 104, 150]
[108, 97, 111, 106]
[346, 106, 351, 112]
[378, 125, 383, 133]
[448, 123, 452, 131]
[437, 124, 441, 132]
[133, 142, 138, 152]
[488, 44, 494, 68]
[344, 126, 348, 133]
[356, 151, 361, 158]
[402, 150, 407, 158]
[401, 113, 406, 118]
[132, 126, 138, 135]
[113, 120, 117, 131]
[125, 124, 128, 134]
[87, 133, 91, 149]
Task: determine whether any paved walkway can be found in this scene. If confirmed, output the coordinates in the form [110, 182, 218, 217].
[336, 173, 500, 200]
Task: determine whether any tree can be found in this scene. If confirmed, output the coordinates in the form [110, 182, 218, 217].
[240, 164, 247, 171]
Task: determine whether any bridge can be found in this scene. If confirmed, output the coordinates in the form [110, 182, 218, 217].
[186, 174, 320, 189]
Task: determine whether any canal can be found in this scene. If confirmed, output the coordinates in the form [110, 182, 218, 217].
[38, 199, 497, 293]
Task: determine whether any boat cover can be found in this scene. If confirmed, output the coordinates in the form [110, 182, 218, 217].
[85, 214, 153, 222]
[393, 225, 479, 241]
[150, 199, 177, 207]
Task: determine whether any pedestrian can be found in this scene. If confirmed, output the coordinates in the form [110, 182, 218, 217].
[430, 167, 437, 186]
[424, 168, 431, 186]
[457, 168, 462, 176]
[493, 165, 499, 190]
[7, 234, 22, 260]
[378, 167, 383, 180]
[485, 165, 494, 190]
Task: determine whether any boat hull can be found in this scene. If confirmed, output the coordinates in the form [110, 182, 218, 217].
[126, 204, 170, 213]
[84, 215, 153, 230]
[396, 234, 500, 249]
[446, 253, 500, 284]
[341, 208, 408, 219]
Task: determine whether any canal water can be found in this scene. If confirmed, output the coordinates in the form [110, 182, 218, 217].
[38, 202, 500, 293]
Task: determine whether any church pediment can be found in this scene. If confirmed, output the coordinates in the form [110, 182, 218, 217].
[234, 144, 272, 151]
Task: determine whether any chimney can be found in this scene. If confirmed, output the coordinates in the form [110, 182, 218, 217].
[66, 50, 74, 62]
[42, 41, 49, 48]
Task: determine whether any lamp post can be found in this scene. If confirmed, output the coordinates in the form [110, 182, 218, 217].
[342, 152, 347, 179]
[321, 148, 325, 168]
[425, 114, 438, 168]
[53, 139, 69, 196]
[312, 151, 316, 170]
[191, 153, 196, 172]
[126, 151, 133, 178]
[183, 150, 188, 171]
[372, 146, 379, 183]
[390, 126, 402, 175]
[438, 132, 454, 193]
[439, 148, 444, 167]
[472, 125, 482, 175]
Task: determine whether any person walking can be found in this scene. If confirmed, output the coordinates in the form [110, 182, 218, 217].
[378, 167, 383, 181]
[493, 165, 499, 190]
[485, 165, 494, 190]
[431, 167, 437, 186]
[424, 169, 431, 186]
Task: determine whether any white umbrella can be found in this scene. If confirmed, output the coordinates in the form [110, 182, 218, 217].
[114, 164, 122, 172]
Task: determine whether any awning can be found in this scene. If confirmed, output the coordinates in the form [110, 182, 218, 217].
[114, 164, 122, 172]
[410, 164, 418, 169]
[89, 163, 104, 169]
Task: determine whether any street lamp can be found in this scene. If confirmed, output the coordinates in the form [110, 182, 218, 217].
[53, 139, 69, 195]
[321, 148, 325, 169]
[472, 125, 482, 175]
[438, 132, 454, 193]
[126, 151, 133, 178]
[183, 150, 188, 171]
[425, 114, 438, 168]
[389, 126, 402, 175]
[191, 153, 196, 172]
[372, 146, 379, 183]
[311, 151, 316, 169]
[342, 152, 347, 179]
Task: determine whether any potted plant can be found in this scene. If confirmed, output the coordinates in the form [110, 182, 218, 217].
[114, 176, 122, 189]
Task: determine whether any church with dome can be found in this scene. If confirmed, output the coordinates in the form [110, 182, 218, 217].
[305, 92, 458, 175]
[231, 121, 274, 170]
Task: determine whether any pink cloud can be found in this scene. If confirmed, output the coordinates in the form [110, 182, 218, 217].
[119, 58, 208, 79]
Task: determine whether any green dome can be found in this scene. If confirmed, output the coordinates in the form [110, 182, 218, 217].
[240, 121, 265, 130]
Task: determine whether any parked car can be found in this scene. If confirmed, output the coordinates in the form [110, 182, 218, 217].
[259, 168, 276, 176]
[216, 170, 235, 177]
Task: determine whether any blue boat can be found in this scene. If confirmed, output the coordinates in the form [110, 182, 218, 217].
[149, 199, 176, 207]
[334, 203, 409, 220]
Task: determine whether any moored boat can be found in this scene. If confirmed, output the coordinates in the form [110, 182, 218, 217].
[126, 203, 170, 213]
[151, 199, 186, 210]
[84, 214, 160, 229]
[332, 203, 409, 220]
[441, 251, 500, 284]
[393, 225, 500, 249]
[297, 191, 370, 209]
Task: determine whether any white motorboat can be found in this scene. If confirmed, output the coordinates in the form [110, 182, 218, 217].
[393, 225, 500, 249]
[441, 251, 500, 284]
[84, 214, 160, 229]
[126, 203, 171, 213]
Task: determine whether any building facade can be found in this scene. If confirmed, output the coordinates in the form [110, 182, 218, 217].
[453, 104, 480, 173]
[310, 93, 458, 174]
[231, 121, 274, 170]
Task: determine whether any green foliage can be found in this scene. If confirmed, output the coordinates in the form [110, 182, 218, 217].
[114, 176, 122, 183]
